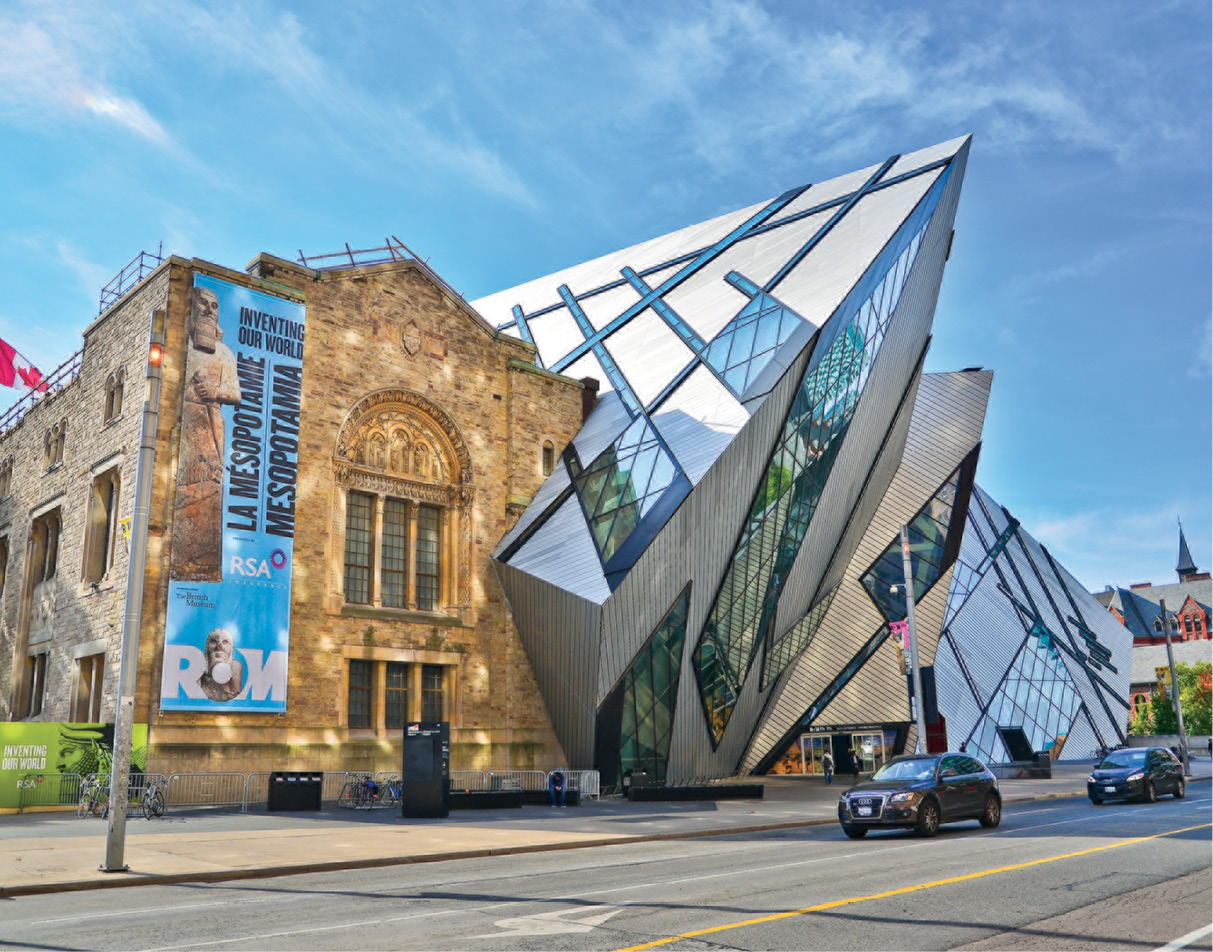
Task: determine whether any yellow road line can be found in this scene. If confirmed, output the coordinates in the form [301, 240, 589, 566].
[613, 822, 1212, 951]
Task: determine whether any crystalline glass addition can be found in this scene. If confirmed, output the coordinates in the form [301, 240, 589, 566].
[967, 626, 1083, 765]
[861, 467, 962, 622]
[573, 415, 678, 564]
[617, 589, 690, 784]
[704, 287, 804, 395]
[762, 586, 837, 689]
[693, 203, 935, 743]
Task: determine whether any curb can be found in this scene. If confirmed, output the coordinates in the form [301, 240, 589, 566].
[3, 782, 1208, 898]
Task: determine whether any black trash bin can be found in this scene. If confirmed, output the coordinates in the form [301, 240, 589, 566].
[268, 771, 323, 811]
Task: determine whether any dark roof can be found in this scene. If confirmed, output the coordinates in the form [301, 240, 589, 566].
[1177, 526, 1198, 576]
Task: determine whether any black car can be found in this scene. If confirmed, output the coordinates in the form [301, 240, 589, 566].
[837, 752, 1001, 839]
[1087, 747, 1185, 804]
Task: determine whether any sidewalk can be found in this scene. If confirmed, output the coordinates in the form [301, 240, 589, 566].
[2, 760, 1209, 897]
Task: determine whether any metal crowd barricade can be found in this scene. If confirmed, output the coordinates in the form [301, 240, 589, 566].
[167, 772, 245, 810]
[562, 769, 600, 800]
[485, 769, 547, 792]
[243, 772, 272, 811]
[18, 772, 82, 813]
[449, 770, 486, 791]
[325, 771, 370, 804]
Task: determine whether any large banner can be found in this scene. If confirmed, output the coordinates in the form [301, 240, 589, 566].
[159, 273, 305, 712]
[1, 722, 148, 810]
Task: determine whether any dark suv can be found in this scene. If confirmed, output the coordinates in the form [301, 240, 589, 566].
[1087, 747, 1185, 804]
[838, 752, 1001, 838]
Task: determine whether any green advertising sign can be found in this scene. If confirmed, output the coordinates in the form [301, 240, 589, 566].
[0, 722, 148, 810]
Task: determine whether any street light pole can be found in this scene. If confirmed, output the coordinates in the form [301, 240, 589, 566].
[103, 309, 165, 871]
[1158, 598, 1191, 777]
[900, 525, 929, 755]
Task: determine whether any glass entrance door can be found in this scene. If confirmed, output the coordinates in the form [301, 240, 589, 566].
[804, 735, 832, 775]
[850, 732, 888, 774]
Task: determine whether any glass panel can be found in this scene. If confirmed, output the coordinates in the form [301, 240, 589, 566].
[381, 499, 408, 608]
[693, 200, 940, 741]
[385, 662, 409, 729]
[572, 415, 678, 564]
[615, 589, 690, 784]
[861, 467, 963, 621]
[415, 505, 440, 611]
[344, 492, 373, 605]
[348, 659, 372, 729]
[421, 665, 444, 722]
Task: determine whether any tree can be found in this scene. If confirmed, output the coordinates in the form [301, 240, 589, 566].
[1177, 660, 1212, 736]
[1128, 699, 1153, 736]
[1149, 688, 1178, 735]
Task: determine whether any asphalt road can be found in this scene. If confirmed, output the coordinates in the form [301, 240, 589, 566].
[4, 793, 1210, 951]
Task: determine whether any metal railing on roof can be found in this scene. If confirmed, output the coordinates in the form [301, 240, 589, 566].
[98, 243, 164, 315]
[0, 347, 83, 436]
[297, 236, 476, 313]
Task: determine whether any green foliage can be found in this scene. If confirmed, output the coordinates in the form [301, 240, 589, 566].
[1128, 700, 1153, 736]
[1149, 689, 1178, 735]
[1177, 660, 1212, 735]
[751, 465, 794, 519]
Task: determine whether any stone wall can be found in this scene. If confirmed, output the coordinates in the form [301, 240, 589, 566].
[143, 253, 586, 774]
[0, 262, 173, 724]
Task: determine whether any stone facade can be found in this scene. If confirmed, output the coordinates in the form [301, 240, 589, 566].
[0, 250, 587, 777]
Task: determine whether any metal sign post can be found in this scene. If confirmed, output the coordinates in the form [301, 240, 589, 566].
[103, 310, 164, 871]
[899, 526, 929, 755]
[1158, 599, 1191, 777]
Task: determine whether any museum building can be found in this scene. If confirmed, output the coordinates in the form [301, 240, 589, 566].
[1, 134, 1134, 782]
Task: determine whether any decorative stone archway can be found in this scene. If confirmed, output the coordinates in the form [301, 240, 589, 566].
[332, 389, 475, 614]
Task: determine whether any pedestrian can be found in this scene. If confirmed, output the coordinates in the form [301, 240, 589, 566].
[548, 769, 566, 807]
[1207, 738, 1211, 760]
[959, 741, 968, 753]
[821, 750, 834, 785]
[850, 750, 861, 783]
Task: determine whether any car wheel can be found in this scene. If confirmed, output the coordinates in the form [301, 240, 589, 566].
[1142, 780, 1156, 803]
[1174, 777, 1185, 799]
[979, 793, 1001, 828]
[915, 799, 940, 837]
[841, 824, 868, 839]
[1089, 795, 1103, 805]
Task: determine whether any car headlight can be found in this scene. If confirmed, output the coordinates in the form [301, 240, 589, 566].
[1087, 775, 1097, 783]
[838, 795, 848, 806]
[1126, 772, 1144, 782]
[888, 791, 917, 804]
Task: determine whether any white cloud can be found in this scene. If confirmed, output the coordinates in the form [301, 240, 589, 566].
[55, 240, 110, 306]
[0, 8, 168, 144]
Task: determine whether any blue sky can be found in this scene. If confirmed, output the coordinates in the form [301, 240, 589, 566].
[0, 0, 1208, 591]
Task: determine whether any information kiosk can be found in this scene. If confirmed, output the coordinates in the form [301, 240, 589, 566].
[401, 721, 449, 818]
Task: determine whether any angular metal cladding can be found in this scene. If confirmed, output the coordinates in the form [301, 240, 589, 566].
[484, 136, 976, 782]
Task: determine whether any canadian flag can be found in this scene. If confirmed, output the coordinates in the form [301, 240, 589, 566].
[0, 337, 47, 393]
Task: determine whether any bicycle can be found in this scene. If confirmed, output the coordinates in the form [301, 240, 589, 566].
[142, 778, 168, 819]
[380, 776, 403, 808]
[339, 773, 381, 810]
[77, 774, 109, 819]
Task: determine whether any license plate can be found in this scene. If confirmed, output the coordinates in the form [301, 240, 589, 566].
[1104, 786, 1116, 794]
[856, 806, 872, 816]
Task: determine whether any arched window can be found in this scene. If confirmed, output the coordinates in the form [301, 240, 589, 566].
[1170, 616, 1179, 633]
[0, 457, 11, 496]
[333, 390, 473, 616]
[104, 369, 125, 423]
[43, 420, 66, 469]
[1184, 615, 1194, 635]
[542, 441, 554, 476]
[1153, 617, 1163, 633]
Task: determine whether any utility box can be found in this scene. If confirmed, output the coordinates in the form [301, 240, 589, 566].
[401, 722, 449, 818]
[267, 771, 323, 811]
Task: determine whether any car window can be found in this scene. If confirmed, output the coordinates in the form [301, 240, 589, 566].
[871, 758, 937, 781]
[961, 756, 984, 775]
[938, 755, 963, 776]
[1098, 749, 1147, 769]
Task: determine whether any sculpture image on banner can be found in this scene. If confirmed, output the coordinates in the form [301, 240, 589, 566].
[159, 274, 305, 712]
